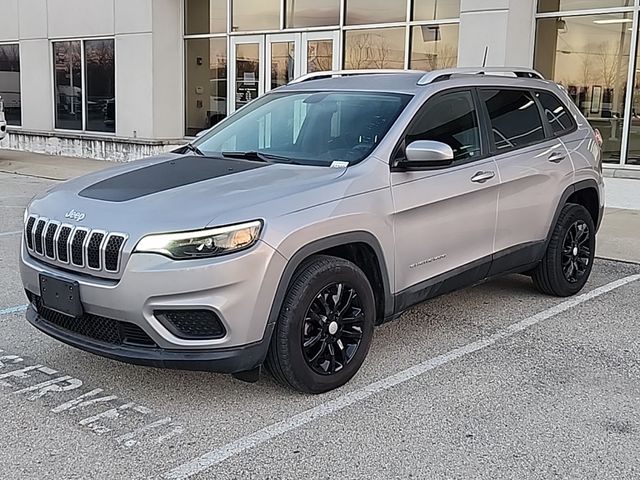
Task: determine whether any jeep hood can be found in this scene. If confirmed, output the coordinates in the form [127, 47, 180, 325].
[27, 154, 349, 237]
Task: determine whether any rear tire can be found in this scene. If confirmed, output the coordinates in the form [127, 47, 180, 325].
[265, 255, 375, 394]
[532, 203, 595, 297]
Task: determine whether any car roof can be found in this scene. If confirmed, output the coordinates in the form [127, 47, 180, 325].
[279, 68, 550, 96]
[282, 72, 426, 94]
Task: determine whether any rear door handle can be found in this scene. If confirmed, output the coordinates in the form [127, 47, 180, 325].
[471, 171, 495, 183]
[548, 152, 566, 163]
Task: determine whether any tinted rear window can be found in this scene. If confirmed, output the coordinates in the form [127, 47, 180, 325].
[536, 91, 575, 136]
[480, 89, 546, 152]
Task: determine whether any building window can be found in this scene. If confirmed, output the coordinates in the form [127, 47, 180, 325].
[0, 43, 21, 126]
[344, 27, 406, 70]
[413, 0, 461, 21]
[409, 24, 459, 71]
[185, 37, 227, 136]
[285, 0, 340, 28]
[534, 12, 632, 163]
[85, 40, 115, 133]
[232, 0, 280, 31]
[538, 0, 633, 14]
[53, 39, 115, 133]
[345, 0, 405, 25]
[185, 0, 227, 34]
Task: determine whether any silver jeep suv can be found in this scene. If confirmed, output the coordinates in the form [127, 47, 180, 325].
[20, 68, 604, 393]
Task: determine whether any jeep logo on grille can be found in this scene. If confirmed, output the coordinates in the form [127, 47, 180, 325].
[64, 209, 86, 222]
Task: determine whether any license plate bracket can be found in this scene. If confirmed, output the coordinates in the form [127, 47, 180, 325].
[39, 273, 83, 318]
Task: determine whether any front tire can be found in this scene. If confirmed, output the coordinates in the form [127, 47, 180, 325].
[265, 255, 375, 394]
[532, 203, 596, 297]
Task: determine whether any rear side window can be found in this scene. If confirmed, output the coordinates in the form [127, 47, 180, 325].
[480, 89, 546, 152]
[404, 90, 481, 162]
[535, 91, 575, 136]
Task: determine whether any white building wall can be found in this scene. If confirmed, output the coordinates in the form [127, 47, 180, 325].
[1, 0, 184, 155]
[458, 0, 536, 68]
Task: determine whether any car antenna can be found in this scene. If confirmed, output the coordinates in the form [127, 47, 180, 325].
[482, 46, 489, 68]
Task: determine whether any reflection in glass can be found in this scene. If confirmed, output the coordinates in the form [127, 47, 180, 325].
[534, 13, 632, 163]
[627, 37, 640, 165]
[85, 40, 115, 133]
[410, 24, 459, 71]
[345, 0, 405, 25]
[54, 41, 82, 130]
[185, 0, 227, 34]
[271, 42, 295, 89]
[307, 40, 333, 73]
[0, 44, 21, 126]
[538, 0, 633, 14]
[232, 0, 280, 31]
[185, 38, 228, 136]
[344, 28, 406, 70]
[235, 43, 260, 109]
[286, 0, 339, 28]
[413, 0, 460, 21]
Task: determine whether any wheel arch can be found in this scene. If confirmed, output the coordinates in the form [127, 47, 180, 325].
[265, 232, 393, 335]
[546, 179, 602, 250]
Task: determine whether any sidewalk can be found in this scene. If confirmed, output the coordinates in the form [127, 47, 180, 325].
[1, 150, 638, 264]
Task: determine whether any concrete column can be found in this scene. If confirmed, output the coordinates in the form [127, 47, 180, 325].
[458, 0, 537, 68]
[19, 39, 54, 131]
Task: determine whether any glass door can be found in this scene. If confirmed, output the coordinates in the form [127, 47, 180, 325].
[230, 35, 264, 111]
[266, 33, 301, 92]
[302, 31, 340, 73]
[229, 31, 339, 113]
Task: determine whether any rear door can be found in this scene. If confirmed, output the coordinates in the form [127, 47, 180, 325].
[479, 88, 575, 273]
[390, 89, 499, 302]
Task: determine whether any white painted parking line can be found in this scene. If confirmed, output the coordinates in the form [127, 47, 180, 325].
[163, 274, 640, 480]
[0, 305, 28, 316]
[0, 230, 21, 237]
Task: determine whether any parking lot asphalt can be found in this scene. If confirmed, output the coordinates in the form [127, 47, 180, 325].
[1, 170, 640, 480]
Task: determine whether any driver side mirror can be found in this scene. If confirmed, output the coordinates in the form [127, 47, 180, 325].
[400, 140, 454, 170]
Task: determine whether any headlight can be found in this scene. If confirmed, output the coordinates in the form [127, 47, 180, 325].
[23, 208, 28, 225]
[133, 221, 262, 260]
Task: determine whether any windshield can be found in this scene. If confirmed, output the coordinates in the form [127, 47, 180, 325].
[194, 91, 412, 166]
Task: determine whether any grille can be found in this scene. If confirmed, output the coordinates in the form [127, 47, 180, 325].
[25, 217, 36, 250]
[57, 226, 72, 263]
[155, 310, 226, 340]
[87, 232, 105, 269]
[25, 215, 127, 276]
[44, 223, 59, 258]
[71, 229, 88, 266]
[105, 235, 125, 272]
[34, 219, 46, 254]
[29, 293, 156, 348]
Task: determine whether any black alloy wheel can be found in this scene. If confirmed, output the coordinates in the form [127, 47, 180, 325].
[302, 282, 365, 375]
[561, 220, 591, 283]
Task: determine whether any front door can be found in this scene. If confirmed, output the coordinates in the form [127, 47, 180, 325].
[229, 31, 339, 113]
[391, 89, 499, 302]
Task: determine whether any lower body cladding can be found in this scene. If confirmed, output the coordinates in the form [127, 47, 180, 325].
[19, 240, 287, 375]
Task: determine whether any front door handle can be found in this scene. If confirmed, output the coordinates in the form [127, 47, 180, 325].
[471, 171, 495, 183]
[548, 152, 566, 163]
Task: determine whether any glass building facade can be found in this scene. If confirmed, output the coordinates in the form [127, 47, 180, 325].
[183, 0, 461, 136]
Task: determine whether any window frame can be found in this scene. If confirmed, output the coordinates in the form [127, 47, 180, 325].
[0, 42, 22, 127]
[476, 87, 551, 156]
[533, 89, 578, 139]
[51, 37, 116, 135]
[391, 87, 490, 170]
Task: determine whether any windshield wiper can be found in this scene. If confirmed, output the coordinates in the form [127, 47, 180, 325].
[183, 143, 205, 156]
[222, 151, 293, 163]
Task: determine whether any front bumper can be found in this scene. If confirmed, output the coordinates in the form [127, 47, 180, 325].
[20, 238, 287, 361]
[26, 305, 273, 373]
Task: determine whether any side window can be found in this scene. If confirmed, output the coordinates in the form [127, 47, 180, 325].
[404, 90, 481, 162]
[480, 89, 546, 152]
[535, 91, 575, 136]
